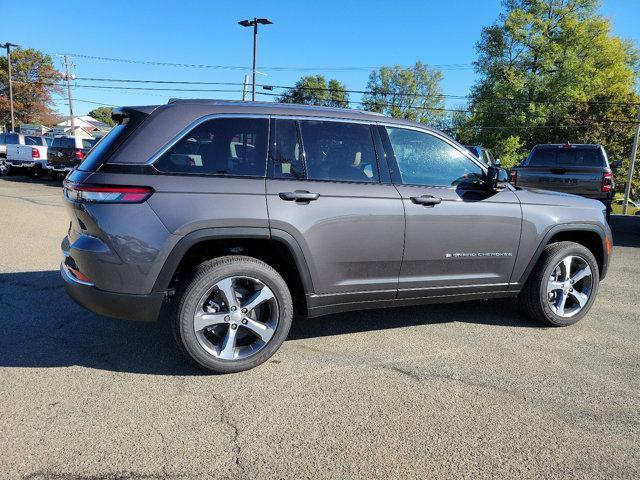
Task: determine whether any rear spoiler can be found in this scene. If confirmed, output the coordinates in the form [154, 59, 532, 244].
[111, 105, 159, 125]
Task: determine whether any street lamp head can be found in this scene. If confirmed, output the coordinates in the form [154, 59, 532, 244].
[256, 18, 273, 25]
[238, 19, 254, 27]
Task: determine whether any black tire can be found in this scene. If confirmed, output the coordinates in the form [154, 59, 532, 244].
[520, 241, 600, 327]
[172, 255, 293, 373]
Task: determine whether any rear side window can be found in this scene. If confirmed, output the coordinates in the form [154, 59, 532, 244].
[298, 120, 379, 183]
[271, 119, 304, 179]
[529, 147, 604, 167]
[154, 117, 268, 177]
[81, 139, 94, 149]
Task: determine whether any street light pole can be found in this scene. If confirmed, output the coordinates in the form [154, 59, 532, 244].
[62, 55, 76, 135]
[238, 17, 273, 102]
[622, 106, 640, 215]
[1, 42, 19, 132]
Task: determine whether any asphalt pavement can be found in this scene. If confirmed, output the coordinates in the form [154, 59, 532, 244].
[0, 175, 638, 479]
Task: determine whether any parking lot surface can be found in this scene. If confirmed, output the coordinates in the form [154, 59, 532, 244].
[1, 176, 639, 479]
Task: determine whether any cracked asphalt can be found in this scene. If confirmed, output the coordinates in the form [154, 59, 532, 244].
[1, 175, 639, 479]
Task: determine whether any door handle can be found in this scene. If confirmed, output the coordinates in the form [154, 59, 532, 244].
[410, 195, 442, 207]
[278, 190, 320, 202]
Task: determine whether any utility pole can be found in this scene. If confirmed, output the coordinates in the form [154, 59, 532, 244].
[242, 74, 250, 101]
[622, 106, 640, 215]
[238, 18, 273, 101]
[62, 55, 75, 135]
[1, 42, 19, 132]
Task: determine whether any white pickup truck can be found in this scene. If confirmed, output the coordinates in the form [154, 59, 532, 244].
[5, 135, 49, 178]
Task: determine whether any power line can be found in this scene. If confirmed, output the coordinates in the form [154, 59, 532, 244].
[55, 52, 475, 71]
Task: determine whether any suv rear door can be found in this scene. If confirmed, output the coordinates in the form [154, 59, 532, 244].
[379, 125, 522, 297]
[266, 118, 404, 304]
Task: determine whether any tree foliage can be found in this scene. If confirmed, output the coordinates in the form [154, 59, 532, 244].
[277, 75, 349, 108]
[462, 0, 640, 193]
[362, 62, 445, 125]
[88, 106, 116, 127]
[0, 48, 62, 128]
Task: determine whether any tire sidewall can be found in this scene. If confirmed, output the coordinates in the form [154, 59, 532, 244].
[177, 258, 293, 373]
[536, 244, 600, 326]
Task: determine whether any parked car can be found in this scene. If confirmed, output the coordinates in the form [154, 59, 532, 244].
[5, 135, 49, 178]
[61, 100, 612, 373]
[509, 143, 614, 218]
[611, 198, 640, 215]
[1, 132, 28, 159]
[464, 145, 499, 166]
[46, 136, 97, 178]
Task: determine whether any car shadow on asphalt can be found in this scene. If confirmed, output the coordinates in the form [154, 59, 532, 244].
[0, 270, 538, 375]
[0, 173, 62, 188]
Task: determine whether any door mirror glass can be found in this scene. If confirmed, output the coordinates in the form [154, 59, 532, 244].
[486, 166, 509, 191]
[610, 160, 621, 170]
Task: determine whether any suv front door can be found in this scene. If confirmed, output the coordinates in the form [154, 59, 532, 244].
[266, 118, 404, 306]
[380, 125, 522, 298]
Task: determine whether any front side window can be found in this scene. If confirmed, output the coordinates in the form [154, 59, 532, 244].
[386, 127, 483, 187]
[298, 120, 379, 183]
[155, 117, 268, 176]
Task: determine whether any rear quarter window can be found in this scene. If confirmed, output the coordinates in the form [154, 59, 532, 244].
[154, 117, 269, 177]
[528, 147, 605, 167]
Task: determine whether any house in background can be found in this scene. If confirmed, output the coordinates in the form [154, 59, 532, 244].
[52, 116, 111, 138]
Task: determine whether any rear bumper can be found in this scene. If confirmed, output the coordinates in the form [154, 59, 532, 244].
[61, 263, 165, 322]
[6, 160, 38, 168]
[45, 163, 73, 173]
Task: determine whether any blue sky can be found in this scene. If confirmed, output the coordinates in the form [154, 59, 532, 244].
[3, 0, 639, 116]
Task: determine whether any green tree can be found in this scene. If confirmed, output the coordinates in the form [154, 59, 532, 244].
[88, 106, 116, 127]
[0, 48, 62, 128]
[466, 0, 639, 191]
[277, 75, 349, 108]
[361, 62, 445, 124]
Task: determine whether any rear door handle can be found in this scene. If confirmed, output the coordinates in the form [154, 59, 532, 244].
[278, 190, 320, 202]
[410, 195, 442, 207]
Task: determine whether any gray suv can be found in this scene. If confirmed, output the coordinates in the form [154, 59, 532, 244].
[61, 100, 612, 373]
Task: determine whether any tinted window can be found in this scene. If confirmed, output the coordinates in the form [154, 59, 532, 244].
[271, 119, 304, 179]
[52, 137, 76, 148]
[5, 133, 19, 145]
[386, 127, 483, 187]
[155, 118, 268, 176]
[529, 147, 604, 167]
[298, 120, 378, 183]
[81, 139, 94, 149]
[25, 136, 45, 146]
[0, 134, 5, 143]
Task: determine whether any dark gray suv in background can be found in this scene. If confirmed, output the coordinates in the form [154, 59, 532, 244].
[61, 100, 612, 373]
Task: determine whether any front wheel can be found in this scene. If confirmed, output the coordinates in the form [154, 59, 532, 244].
[172, 256, 293, 373]
[520, 241, 600, 326]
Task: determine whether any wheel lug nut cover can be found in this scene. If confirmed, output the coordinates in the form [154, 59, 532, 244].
[230, 324, 237, 330]
[242, 319, 248, 324]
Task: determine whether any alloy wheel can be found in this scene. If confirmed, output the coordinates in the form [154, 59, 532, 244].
[547, 255, 593, 318]
[193, 275, 279, 360]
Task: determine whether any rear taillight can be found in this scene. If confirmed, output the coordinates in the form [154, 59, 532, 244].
[63, 181, 154, 203]
[509, 170, 517, 186]
[31, 148, 40, 159]
[601, 172, 613, 192]
[74, 149, 85, 160]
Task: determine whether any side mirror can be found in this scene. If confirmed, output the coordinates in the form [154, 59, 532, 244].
[494, 158, 501, 166]
[610, 160, 621, 170]
[486, 166, 509, 191]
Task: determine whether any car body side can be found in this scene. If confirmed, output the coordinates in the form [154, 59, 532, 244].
[61, 102, 612, 322]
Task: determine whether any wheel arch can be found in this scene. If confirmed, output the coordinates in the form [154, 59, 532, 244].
[519, 223, 609, 285]
[153, 227, 314, 316]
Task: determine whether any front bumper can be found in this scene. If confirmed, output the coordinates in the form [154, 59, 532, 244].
[61, 263, 165, 322]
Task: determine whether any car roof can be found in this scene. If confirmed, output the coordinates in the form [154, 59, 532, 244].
[535, 143, 602, 149]
[158, 99, 444, 134]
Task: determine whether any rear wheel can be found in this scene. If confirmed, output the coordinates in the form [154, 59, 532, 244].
[520, 241, 599, 326]
[173, 255, 293, 373]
